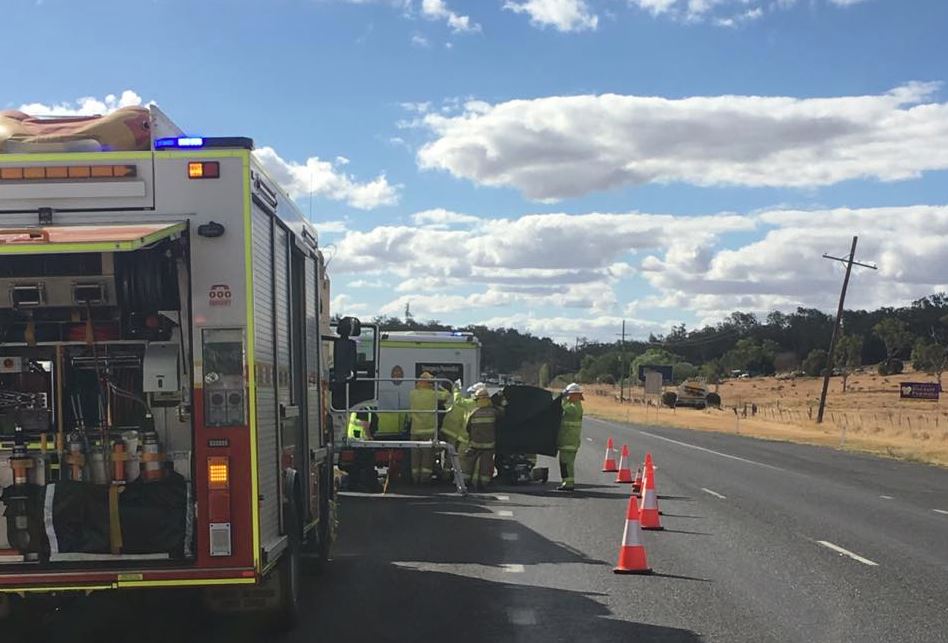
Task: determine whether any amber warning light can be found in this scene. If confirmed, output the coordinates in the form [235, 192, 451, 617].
[0, 165, 137, 181]
[188, 161, 220, 179]
[208, 457, 230, 489]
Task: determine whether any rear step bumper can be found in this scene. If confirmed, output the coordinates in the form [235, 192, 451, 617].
[0, 567, 257, 593]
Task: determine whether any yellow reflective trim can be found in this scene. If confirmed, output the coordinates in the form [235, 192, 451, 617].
[379, 341, 478, 350]
[241, 150, 261, 572]
[117, 577, 257, 589]
[0, 152, 152, 163]
[0, 222, 186, 256]
[154, 150, 249, 160]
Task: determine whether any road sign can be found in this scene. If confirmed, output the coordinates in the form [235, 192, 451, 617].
[644, 371, 663, 396]
[900, 382, 940, 400]
[638, 364, 673, 383]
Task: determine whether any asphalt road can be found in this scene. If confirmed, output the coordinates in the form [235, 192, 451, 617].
[17, 417, 948, 642]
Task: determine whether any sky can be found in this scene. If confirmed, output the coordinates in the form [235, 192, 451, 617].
[4, 0, 948, 343]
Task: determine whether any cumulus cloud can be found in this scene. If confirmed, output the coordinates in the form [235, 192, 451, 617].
[420, 0, 480, 32]
[629, 0, 871, 23]
[254, 146, 400, 210]
[416, 83, 948, 200]
[640, 205, 948, 324]
[331, 208, 752, 322]
[17, 90, 144, 116]
[476, 313, 668, 343]
[504, 0, 599, 32]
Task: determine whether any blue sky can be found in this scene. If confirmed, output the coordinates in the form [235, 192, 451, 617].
[5, 0, 948, 341]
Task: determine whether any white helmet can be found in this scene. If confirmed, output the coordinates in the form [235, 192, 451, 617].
[466, 382, 486, 396]
[564, 383, 584, 395]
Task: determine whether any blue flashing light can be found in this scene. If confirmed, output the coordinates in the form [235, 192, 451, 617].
[155, 136, 205, 149]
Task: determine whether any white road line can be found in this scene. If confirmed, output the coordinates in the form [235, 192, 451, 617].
[817, 540, 879, 566]
[636, 430, 786, 471]
[586, 437, 594, 442]
[497, 510, 514, 517]
[507, 608, 537, 625]
[933, 509, 948, 515]
[701, 487, 727, 499]
[494, 495, 510, 501]
[501, 532, 520, 541]
[502, 563, 525, 573]
[879, 495, 894, 500]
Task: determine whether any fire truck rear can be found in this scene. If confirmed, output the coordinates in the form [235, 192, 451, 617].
[0, 105, 350, 627]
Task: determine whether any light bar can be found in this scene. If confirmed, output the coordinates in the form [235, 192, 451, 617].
[156, 137, 204, 149]
[155, 136, 254, 151]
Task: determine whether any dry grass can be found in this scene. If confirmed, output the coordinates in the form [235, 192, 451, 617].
[583, 369, 948, 467]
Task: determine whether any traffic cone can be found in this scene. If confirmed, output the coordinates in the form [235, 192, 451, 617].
[613, 494, 652, 575]
[640, 458, 663, 530]
[631, 468, 643, 497]
[615, 445, 633, 483]
[602, 437, 618, 472]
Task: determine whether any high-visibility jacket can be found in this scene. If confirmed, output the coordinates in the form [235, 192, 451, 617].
[347, 411, 373, 440]
[557, 398, 583, 452]
[375, 411, 406, 436]
[409, 388, 447, 438]
[467, 404, 498, 450]
[442, 390, 475, 445]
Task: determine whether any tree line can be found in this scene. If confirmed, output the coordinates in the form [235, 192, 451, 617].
[369, 293, 948, 387]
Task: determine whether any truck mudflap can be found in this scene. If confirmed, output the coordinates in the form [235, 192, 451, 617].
[204, 573, 281, 612]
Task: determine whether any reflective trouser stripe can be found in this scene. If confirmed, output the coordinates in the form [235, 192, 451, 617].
[559, 449, 578, 486]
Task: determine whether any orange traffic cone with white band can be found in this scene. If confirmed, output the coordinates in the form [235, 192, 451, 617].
[613, 494, 652, 574]
[602, 437, 618, 472]
[639, 456, 663, 530]
[631, 468, 643, 497]
[615, 444, 633, 483]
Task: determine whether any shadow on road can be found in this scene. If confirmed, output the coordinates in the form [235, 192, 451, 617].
[12, 491, 702, 643]
[295, 561, 703, 643]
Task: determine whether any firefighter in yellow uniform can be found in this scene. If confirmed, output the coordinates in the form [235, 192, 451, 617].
[440, 382, 477, 481]
[409, 372, 446, 484]
[465, 388, 499, 492]
[346, 407, 380, 492]
[556, 383, 584, 492]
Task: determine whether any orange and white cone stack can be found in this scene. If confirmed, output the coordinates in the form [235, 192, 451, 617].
[615, 444, 634, 483]
[601, 437, 618, 473]
[613, 494, 653, 575]
[631, 468, 643, 497]
[639, 455, 663, 530]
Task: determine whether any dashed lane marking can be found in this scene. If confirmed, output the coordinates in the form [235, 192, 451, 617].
[507, 608, 537, 625]
[502, 564, 525, 573]
[501, 532, 520, 541]
[635, 429, 786, 472]
[497, 510, 514, 517]
[933, 509, 948, 515]
[494, 495, 510, 501]
[586, 437, 593, 442]
[701, 487, 727, 499]
[879, 495, 894, 500]
[817, 540, 879, 567]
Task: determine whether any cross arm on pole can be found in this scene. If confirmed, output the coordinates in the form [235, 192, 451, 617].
[821, 253, 878, 270]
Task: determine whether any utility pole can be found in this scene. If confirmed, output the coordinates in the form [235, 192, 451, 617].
[616, 320, 627, 402]
[816, 236, 877, 424]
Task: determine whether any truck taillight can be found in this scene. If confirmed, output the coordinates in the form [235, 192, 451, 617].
[188, 161, 220, 179]
[208, 456, 232, 557]
[208, 457, 230, 489]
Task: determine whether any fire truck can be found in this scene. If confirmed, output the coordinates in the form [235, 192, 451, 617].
[0, 105, 354, 627]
